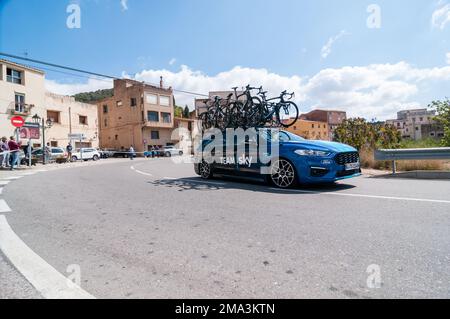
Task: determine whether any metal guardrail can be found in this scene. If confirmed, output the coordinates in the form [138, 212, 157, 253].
[374, 148, 450, 174]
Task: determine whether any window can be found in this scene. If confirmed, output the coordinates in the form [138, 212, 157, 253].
[419, 117, 423, 122]
[115, 135, 118, 140]
[7, 68, 23, 84]
[104, 118, 108, 127]
[160, 95, 170, 106]
[312, 124, 315, 128]
[103, 105, 108, 114]
[116, 100, 122, 107]
[79, 115, 88, 125]
[15, 93, 25, 113]
[162, 112, 171, 123]
[130, 98, 137, 107]
[151, 131, 160, 140]
[147, 111, 159, 122]
[145, 93, 157, 104]
[47, 110, 60, 124]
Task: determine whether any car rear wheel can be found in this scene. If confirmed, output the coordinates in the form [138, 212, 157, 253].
[269, 159, 297, 188]
[165, 152, 171, 157]
[199, 161, 213, 179]
[71, 156, 78, 161]
[93, 155, 99, 161]
[179, 151, 183, 156]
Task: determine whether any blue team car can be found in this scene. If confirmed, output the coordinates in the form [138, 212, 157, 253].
[194, 129, 361, 188]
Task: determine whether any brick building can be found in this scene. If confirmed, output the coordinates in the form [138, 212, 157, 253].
[97, 78, 175, 153]
[300, 110, 347, 140]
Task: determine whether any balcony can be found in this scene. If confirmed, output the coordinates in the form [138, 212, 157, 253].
[8, 102, 34, 116]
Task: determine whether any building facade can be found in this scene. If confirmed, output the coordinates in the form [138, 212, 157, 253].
[0, 59, 99, 148]
[300, 109, 347, 140]
[97, 78, 176, 153]
[0, 59, 45, 140]
[44, 92, 99, 148]
[284, 119, 329, 140]
[386, 109, 444, 140]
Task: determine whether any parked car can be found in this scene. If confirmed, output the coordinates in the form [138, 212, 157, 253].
[162, 146, 183, 157]
[194, 129, 361, 188]
[71, 148, 100, 161]
[97, 148, 114, 159]
[31, 147, 67, 162]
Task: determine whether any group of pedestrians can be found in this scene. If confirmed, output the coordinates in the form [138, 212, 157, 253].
[0, 136, 22, 171]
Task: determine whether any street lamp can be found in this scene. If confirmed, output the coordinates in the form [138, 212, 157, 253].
[32, 114, 53, 164]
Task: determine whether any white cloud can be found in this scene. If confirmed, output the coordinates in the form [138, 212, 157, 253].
[169, 58, 177, 66]
[45, 62, 450, 120]
[431, 3, 450, 29]
[321, 30, 348, 59]
[120, 0, 128, 11]
[447, 52, 450, 64]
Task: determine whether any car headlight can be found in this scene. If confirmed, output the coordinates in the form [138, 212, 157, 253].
[295, 149, 331, 157]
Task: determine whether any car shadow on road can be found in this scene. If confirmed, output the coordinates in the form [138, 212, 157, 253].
[147, 176, 356, 194]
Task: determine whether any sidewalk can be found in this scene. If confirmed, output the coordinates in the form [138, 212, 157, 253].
[0, 157, 148, 178]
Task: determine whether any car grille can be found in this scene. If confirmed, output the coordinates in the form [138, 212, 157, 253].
[334, 152, 360, 165]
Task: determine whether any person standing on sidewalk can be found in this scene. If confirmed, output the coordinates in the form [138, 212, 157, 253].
[44, 142, 52, 164]
[8, 136, 21, 171]
[0, 137, 10, 168]
[66, 143, 73, 162]
[129, 146, 135, 160]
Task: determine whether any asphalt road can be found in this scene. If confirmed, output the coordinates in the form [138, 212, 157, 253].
[1, 158, 449, 298]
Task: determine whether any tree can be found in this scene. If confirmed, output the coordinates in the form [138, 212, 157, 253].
[73, 89, 113, 103]
[429, 99, 450, 146]
[174, 106, 183, 118]
[334, 118, 401, 150]
[183, 105, 190, 118]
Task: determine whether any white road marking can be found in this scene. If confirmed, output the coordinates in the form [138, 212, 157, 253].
[0, 188, 3, 195]
[0, 215, 95, 299]
[0, 181, 10, 186]
[269, 188, 450, 204]
[19, 172, 36, 176]
[0, 200, 11, 212]
[130, 166, 135, 170]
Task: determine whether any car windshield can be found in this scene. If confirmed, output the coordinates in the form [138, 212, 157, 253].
[261, 129, 305, 143]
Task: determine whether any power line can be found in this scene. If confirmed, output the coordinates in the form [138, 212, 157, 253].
[0, 52, 209, 97]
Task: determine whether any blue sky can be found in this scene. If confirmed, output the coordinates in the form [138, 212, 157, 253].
[1, 0, 450, 119]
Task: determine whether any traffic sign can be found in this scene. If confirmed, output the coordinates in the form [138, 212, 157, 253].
[11, 116, 25, 128]
[68, 133, 85, 140]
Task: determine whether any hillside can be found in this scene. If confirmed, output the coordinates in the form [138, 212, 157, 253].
[73, 89, 113, 103]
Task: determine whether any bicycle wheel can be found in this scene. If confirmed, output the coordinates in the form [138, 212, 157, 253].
[228, 101, 244, 128]
[276, 101, 299, 128]
[245, 96, 262, 128]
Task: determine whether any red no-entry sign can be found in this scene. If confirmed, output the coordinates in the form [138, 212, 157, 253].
[11, 116, 25, 128]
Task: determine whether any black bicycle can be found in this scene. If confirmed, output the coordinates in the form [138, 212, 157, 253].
[228, 85, 262, 128]
[257, 89, 299, 128]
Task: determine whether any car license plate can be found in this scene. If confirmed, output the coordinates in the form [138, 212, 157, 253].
[345, 162, 360, 171]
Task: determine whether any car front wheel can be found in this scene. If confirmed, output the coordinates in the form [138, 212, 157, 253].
[71, 156, 78, 161]
[269, 159, 297, 188]
[93, 155, 99, 161]
[199, 161, 213, 179]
